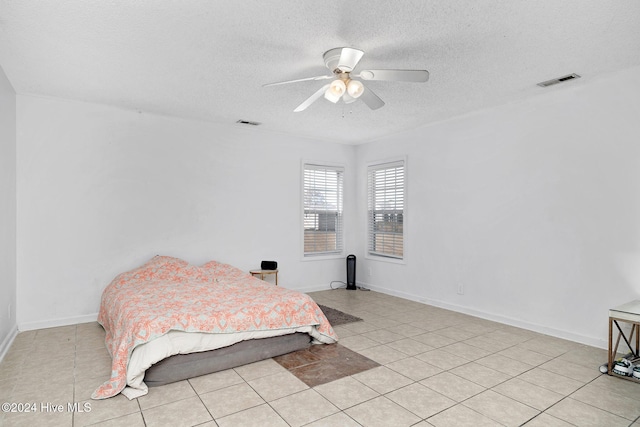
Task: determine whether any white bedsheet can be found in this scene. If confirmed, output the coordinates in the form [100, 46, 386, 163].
[122, 326, 330, 399]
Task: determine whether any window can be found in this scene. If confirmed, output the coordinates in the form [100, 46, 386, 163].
[303, 164, 344, 256]
[367, 160, 405, 259]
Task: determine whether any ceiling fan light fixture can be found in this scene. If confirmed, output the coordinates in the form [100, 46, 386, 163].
[324, 79, 346, 103]
[342, 93, 357, 104]
[346, 79, 364, 98]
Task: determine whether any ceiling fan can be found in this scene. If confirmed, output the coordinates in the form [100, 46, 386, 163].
[263, 47, 429, 112]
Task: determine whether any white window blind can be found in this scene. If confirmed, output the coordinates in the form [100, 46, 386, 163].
[368, 160, 404, 259]
[303, 164, 344, 256]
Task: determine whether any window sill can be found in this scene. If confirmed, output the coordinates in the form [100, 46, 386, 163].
[365, 254, 406, 265]
[301, 253, 346, 262]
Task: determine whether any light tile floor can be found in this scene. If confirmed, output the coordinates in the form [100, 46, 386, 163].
[1, 289, 639, 426]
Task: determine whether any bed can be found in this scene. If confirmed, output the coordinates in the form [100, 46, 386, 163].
[92, 256, 337, 400]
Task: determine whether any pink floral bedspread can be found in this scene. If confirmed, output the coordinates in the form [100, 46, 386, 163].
[93, 256, 336, 399]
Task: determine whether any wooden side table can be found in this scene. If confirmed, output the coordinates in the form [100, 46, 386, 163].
[250, 269, 278, 286]
[608, 300, 640, 381]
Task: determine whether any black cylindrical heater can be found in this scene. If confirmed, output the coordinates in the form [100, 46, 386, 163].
[346, 254, 357, 290]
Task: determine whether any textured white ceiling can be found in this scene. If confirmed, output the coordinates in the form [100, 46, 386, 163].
[1, 1, 639, 144]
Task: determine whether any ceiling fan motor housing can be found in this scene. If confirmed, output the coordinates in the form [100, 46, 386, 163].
[323, 47, 363, 73]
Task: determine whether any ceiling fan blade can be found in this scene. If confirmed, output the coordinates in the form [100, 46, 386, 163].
[263, 75, 333, 87]
[359, 85, 385, 110]
[293, 84, 330, 112]
[356, 69, 429, 82]
[337, 47, 364, 72]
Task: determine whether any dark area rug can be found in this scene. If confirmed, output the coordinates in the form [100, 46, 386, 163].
[274, 343, 379, 387]
[273, 304, 376, 387]
[318, 304, 363, 326]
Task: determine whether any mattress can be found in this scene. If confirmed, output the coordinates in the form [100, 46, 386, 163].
[93, 256, 337, 400]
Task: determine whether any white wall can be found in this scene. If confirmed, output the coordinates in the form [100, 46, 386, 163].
[0, 64, 17, 357]
[355, 65, 640, 348]
[16, 95, 357, 329]
[14, 66, 640, 347]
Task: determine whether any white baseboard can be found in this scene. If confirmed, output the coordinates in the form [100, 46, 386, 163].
[358, 281, 608, 350]
[15, 282, 606, 350]
[18, 313, 98, 332]
[293, 283, 336, 294]
[0, 325, 18, 363]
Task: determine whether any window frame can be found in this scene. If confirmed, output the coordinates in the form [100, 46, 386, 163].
[301, 161, 345, 259]
[366, 158, 406, 262]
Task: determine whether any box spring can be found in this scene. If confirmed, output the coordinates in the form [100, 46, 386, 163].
[145, 332, 311, 387]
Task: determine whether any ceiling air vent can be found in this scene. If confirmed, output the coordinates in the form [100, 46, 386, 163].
[537, 73, 581, 87]
[236, 119, 261, 126]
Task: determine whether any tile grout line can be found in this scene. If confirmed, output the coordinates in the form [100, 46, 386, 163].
[243, 372, 296, 427]
[343, 317, 600, 426]
[72, 324, 78, 427]
[509, 349, 628, 426]
[189, 377, 215, 427]
[5, 293, 638, 427]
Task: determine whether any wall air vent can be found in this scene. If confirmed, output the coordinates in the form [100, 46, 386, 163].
[537, 73, 581, 87]
[236, 119, 261, 126]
